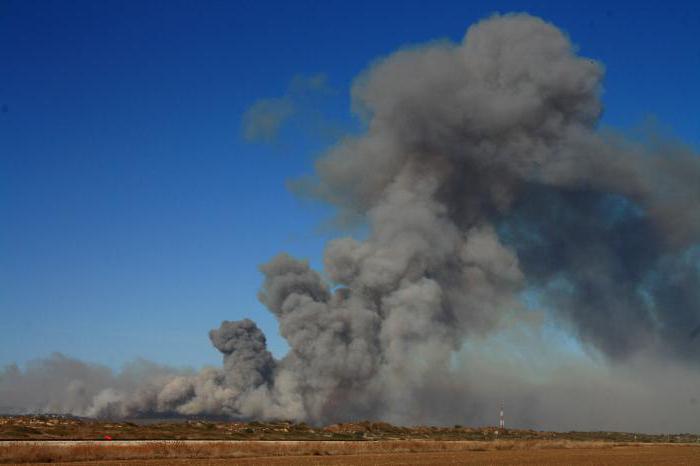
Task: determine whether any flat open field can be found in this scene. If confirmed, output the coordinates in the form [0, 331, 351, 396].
[3, 417, 699, 464]
[2, 440, 700, 465]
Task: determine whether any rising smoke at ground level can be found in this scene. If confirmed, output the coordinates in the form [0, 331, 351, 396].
[2, 12, 699, 432]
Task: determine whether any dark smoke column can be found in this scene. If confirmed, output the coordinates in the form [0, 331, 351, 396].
[209, 319, 275, 392]
[222, 12, 700, 424]
[10, 13, 697, 426]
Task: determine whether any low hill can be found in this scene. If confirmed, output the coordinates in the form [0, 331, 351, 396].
[1, 416, 697, 443]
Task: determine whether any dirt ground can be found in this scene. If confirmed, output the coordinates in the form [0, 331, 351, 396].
[8, 444, 700, 466]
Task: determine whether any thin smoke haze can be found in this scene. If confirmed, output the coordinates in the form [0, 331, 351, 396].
[2, 13, 699, 433]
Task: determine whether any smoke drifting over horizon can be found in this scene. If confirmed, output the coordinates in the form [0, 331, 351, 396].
[2, 14, 699, 433]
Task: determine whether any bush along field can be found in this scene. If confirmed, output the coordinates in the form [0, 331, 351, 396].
[1, 416, 699, 443]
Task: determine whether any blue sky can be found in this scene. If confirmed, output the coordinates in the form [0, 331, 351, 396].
[1, 0, 699, 371]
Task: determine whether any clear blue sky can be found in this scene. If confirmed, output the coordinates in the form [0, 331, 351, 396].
[2, 0, 699, 370]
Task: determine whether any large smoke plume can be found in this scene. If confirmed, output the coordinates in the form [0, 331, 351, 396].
[2, 14, 699, 432]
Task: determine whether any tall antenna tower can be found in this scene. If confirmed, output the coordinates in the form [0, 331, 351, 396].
[499, 403, 505, 429]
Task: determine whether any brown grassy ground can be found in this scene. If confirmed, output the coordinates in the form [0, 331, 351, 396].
[83, 446, 700, 466]
[2, 440, 700, 464]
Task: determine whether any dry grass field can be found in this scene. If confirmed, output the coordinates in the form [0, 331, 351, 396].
[2, 440, 700, 465]
[2, 417, 700, 464]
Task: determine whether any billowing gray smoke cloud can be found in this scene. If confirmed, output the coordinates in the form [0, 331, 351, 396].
[2, 13, 699, 431]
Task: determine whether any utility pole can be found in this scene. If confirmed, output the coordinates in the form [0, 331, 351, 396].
[499, 403, 505, 429]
